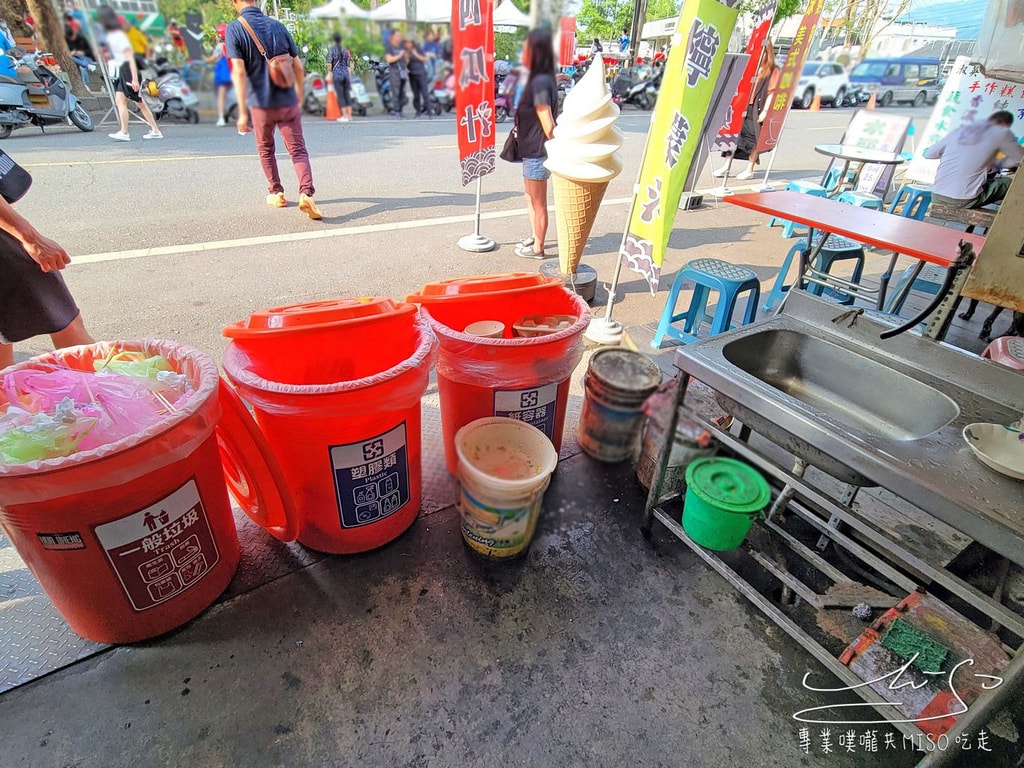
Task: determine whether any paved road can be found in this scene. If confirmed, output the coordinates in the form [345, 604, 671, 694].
[5, 103, 933, 362]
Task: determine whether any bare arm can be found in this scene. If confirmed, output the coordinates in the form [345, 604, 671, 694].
[0, 197, 70, 273]
[231, 58, 249, 132]
[537, 104, 555, 140]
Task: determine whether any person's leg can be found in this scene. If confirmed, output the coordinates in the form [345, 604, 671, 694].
[389, 71, 402, 115]
[972, 176, 1012, 209]
[136, 97, 162, 134]
[250, 107, 284, 196]
[0, 343, 13, 370]
[342, 75, 354, 118]
[115, 91, 130, 133]
[49, 313, 93, 351]
[277, 104, 314, 196]
[278, 104, 320, 219]
[523, 177, 548, 257]
[217, 84, 227, 122]
[419, 75, 432, 115]
[411, 73, 422, 114]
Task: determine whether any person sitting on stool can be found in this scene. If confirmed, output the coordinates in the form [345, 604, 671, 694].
[923, 110, 1022, 209]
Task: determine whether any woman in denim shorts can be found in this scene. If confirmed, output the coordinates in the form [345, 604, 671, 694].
[514, 28, 557, 260]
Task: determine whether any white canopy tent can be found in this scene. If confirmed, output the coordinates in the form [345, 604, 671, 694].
[368, 0, 450, 23]
[492, 1, 530, 27]
[308, 0, 373, 19]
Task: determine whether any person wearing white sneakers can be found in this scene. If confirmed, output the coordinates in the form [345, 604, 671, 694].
[208, 23, 232, 127]
[100, 8, 162, 142]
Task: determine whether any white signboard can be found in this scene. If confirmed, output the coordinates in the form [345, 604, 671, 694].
[906, 56, 1024, 185]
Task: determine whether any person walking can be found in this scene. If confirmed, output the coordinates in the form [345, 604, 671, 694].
[208, 23, 232, 127]
[514, 28, 557, 260]
[326, 32, 352, 123]
[924, 110, 1022, 209]
[100, 9, 162, 142]
[385, 29, 409, 118]
[226, 0, 321, 219]
[0, 195, 92, 370]
[404, 36, 431, 117]
[733, 46, 780, 180]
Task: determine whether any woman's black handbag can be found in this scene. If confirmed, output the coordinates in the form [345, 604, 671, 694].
[500, 125, 522, 163]
[0, 149, 32, 204]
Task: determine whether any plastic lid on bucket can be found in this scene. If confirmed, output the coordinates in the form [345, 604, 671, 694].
[216, 380, 298, 542]
[685, 457, 770, 515]
[222, 298, 415, 339]
[405, 273, 561, 304]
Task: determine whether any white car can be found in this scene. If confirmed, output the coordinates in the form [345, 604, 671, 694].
[793, 61, 850, 108]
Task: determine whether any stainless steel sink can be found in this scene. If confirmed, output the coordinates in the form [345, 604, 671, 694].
[722, 329, 960, 442]
[673, 292, 1024, 563]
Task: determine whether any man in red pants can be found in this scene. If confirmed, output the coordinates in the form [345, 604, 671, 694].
[227, 0, 322, 220]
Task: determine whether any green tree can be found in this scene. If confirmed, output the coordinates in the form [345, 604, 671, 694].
[577, 0, 682, 41]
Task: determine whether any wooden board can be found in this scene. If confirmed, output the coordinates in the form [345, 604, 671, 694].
[963, 173, 1024, 311]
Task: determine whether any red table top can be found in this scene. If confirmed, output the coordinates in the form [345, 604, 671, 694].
[726, 191, 987, 267]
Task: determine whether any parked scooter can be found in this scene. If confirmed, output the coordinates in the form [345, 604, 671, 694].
[364, 56, 393, 114]
[494, 66, 520, 123]
[431, 60, 455, 115]
[0, 52, 94, 138]
[302, 71, 328, 115]
[611, 65, 660, 110]
[837, 85, 868, 108]
[141, 58, 199, 122]
[349, 71, 371, 116]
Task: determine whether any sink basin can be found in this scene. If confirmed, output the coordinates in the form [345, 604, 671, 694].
[723, 329, 960, 442]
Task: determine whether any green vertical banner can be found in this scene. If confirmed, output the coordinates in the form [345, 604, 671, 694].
[620, 0, 741, 295]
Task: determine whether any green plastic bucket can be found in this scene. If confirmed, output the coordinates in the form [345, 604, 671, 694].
[682, 457, 771, 551]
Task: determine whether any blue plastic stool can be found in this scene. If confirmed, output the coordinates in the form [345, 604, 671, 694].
[837, 190, 883, 209]
[651, 258, 761, 348]
[769, 181, 828, 237]
[887, 262, 945, 314]
[887, 183, 932, 220]
[762, 235, 866, 310]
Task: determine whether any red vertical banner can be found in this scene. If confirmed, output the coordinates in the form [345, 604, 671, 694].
[755, 0, 825, 154]
[712, 0, 778, 152]
[454, 0, 496, 186]
[559, 17, 577, 68]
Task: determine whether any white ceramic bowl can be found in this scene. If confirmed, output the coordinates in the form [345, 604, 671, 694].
[963, 423, 1024, 481]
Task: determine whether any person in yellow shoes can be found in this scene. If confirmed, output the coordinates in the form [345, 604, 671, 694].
[226, 0, 322, 219]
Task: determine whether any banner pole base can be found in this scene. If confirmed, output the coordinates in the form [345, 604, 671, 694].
[584, 315, 624, 345]
[458, 233, 497, 252]
[708, 185, 733, 198]
[752, 181, 776, 192]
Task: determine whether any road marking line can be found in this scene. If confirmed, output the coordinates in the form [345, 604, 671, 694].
[73, 197, 635, 265]
[22, 153, 287, 168]
[427, 144, 458, 149]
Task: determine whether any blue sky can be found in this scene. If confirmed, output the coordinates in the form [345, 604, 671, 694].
[896, 0, 990, 38]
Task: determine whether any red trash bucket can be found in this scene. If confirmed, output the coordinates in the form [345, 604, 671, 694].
[409, 275, 589, 475]
[222, 312, 437, 554]
[0, 340, 297, 644]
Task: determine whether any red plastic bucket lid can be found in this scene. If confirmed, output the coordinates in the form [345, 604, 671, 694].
[216, 380, 298, 542]
[405, 273, 561, 303]
[222, 298, 416, 339]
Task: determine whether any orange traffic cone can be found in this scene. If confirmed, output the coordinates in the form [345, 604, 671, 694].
[325, 87, 341, 120]
[866, 89, 877, 109]
[809, 92, 821, 112]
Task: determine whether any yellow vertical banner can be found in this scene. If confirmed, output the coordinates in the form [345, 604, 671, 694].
[619, 0, 741, 295]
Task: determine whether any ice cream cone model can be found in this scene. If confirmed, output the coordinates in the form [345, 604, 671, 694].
[544, 58, 624, 275]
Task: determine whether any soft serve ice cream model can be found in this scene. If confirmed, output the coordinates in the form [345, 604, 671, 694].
[544, 58, 624, 276]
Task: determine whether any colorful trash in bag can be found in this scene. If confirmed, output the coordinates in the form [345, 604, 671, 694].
[0, 340, 296, 644]
[0, 351, 193, 464]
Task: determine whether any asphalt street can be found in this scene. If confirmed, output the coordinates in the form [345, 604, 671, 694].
[6, 102, 933, 362]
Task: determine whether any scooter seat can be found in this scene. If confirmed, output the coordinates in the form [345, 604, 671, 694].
[0, 75, 22, 85]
